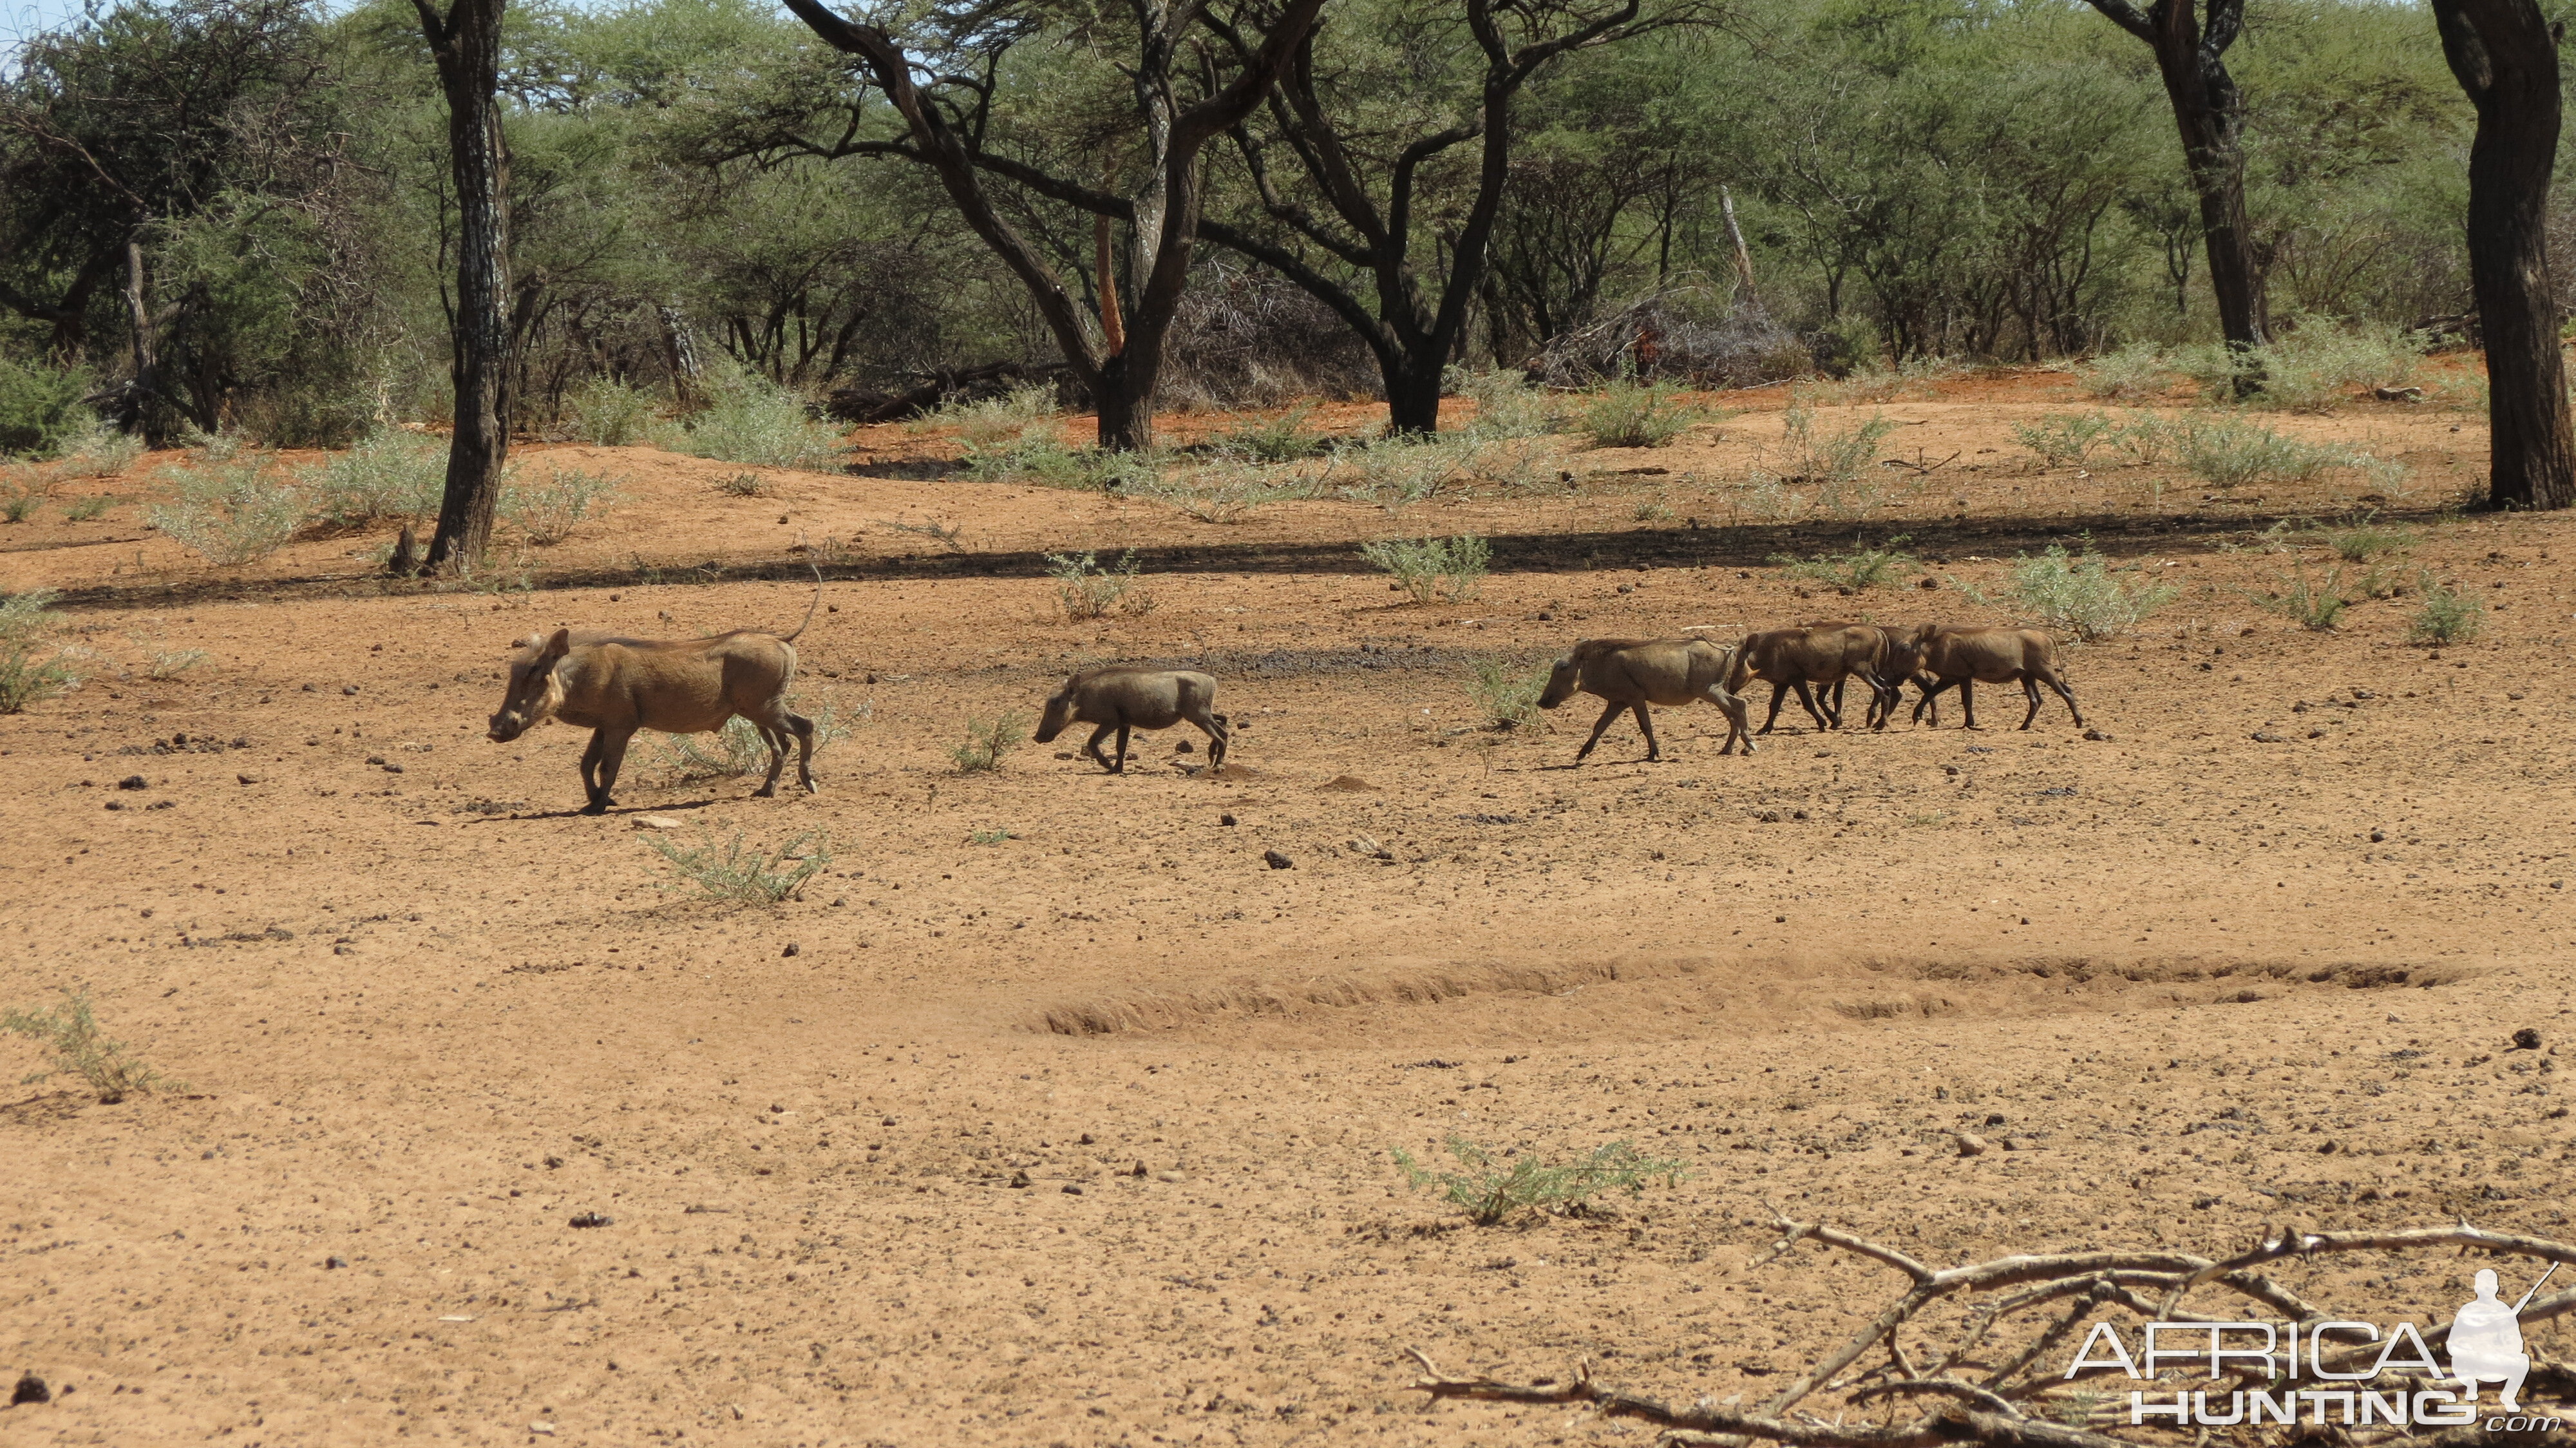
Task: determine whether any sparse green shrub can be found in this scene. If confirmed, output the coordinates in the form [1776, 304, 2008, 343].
[308, 430, 447, 527]
[62, 493, 115, 522]
[676, 379, 844, 472]
[1211, 403, 1329, 461]
[1048, 550, 1154, 619]
[1004, 441, 1161, 493]
[1465, 658, 1549, 730]
[1, 479, 40, 522]
[1576, 380, 1712, 448]
[949, 711, 1028, 773]
[2249, 562, 2352, 631]
[2010, 412, 2116, 469]
[967, 826, 1017, 845]
[2174, 416, 2346, 489]
[49, 419, 145, 479]
[562, 376, 660, 446]
[1452, 367, 1560, 439]
[501, 466, 622, 546]
[1361, 534, 1489, 604]
[147, 647, 208, 680]
[2255, 319, 2427, 411]
[2109, 414, 2174, 468]
[1390, 1137, 1687, 1226]
[911, 385, 1057, 447]
[658, 692, 867, 780]
[0, 589, 82, 712]
[716, 470, 766, 497]
[1128, 466, 1319, 522]
[646, 826, 833, 903]
[2077, 343, 2174, 403]
[1330, 433, 1468, 511]
[2317, 512, 2416, 562]
[1950, 544, 2178, 642]
[1774, 534, 1918, 593]
[3, 988, 181, 1102]
[149, 455, 303, 566]
[2409, 575, 2484, 644]
[0, 357, 91, 457]
[1779, 406, 1897, 491]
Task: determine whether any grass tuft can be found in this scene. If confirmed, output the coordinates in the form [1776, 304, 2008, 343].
[1047, 550, 1153, 620]
[1950, 543, 2177, 642]
[308, 430, 446, 528]
[149, 455, 303, 566]
[3, 988, 182, 1102]
[0, 589, 82, 713]
[2009, 412, 2116, 470]
[949, 711, 1028, 774]
[646, 826, 832, 903]
[1361, 535, 1489, 604]
[676, 379, 845, 472]
[501, 466, 623, 546]
[1390, 1137, 1687, 1226]
[1464, 658, 1549, 730]
[1774, 535, 1918, 593]
[2408, 574, 2483, 645]
[1574, 381, 1713, 449]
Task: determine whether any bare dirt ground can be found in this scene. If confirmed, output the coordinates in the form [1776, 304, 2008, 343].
[3, 368, 2573, 1447]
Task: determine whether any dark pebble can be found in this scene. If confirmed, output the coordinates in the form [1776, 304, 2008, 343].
[567, 1212, 613, 1228]
[10, 1374, 48, 1405]
[782, 942, 800, 958]
[2513, 1027, 2543, 1051]
[1263, 850, 1293, 870]
[117, 775, 147, 790]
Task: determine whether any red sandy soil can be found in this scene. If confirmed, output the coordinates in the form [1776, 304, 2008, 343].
[3, 370, 2572, 1446]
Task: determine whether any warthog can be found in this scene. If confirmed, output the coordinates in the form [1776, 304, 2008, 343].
[1034, 667, 1229, 774]
[1730, 623, 1895, 733]
[1909, 625, 2083, 730]
[487, 587, 820, 814]
[1537, 636, 1754, 763]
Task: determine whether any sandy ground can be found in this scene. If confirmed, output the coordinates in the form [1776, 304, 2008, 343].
[3, 370, 2573, 1446]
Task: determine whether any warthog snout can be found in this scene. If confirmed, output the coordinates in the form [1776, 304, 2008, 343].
[488, 629, 573, 745]
[1536, 657, 1580, 709]
[1032, 691, 1074, 744]
[488, 710, 527, 743]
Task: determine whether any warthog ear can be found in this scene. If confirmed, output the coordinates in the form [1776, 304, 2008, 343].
[541, 627, 573, 658]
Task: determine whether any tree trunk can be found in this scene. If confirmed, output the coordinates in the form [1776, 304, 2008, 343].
[2435, 0, 2576, 511]
[2086, 3, 2267, 374]
[119, 235, 169, 444]
[1095, 355, 1151, 452]
[1385, 361, 1443, 435]
[415, 0, 513, 574]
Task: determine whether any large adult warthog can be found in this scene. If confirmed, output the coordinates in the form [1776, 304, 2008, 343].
[486, 587, 820, 814]
[1909, 625, 2083, 730]
[1537, 637, 1754, 763]
[1034, 666, 1228, 774]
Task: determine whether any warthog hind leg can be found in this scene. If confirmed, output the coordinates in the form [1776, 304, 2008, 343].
[1189, 707, 1229, 768]
[1632, 702, 1662, 761]
[2038, 669, 2082, 729]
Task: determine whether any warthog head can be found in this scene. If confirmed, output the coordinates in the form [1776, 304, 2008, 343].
[488, 628, 573, 743]
[1031, 683, 1076, 744]
[1536, 654, 1582, 710]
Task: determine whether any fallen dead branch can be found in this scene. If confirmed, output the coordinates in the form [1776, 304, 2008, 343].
[1401, 1213, 2576, 1447]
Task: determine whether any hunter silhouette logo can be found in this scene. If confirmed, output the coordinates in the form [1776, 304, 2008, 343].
[2069, 1263, 2563, 1430]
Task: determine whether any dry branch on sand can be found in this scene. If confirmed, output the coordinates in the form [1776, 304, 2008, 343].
[1405, 1212, 2576, 1447]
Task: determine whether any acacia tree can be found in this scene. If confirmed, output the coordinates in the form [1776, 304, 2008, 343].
[2081, 1, 2268, 370]
[412, 0, 513, 571]
[775, 0, 1328, 451]
[1195, 0, 1708, 432]
[2431, 0, 2575, 511]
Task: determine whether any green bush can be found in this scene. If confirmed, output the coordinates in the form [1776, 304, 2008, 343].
[1950, 543, 2178, 642]
[949, 711, 1028, 773]
[0, 357, 91, 458]
[48, 419, 145, 479]
[1, 479, 41, 523]
[1452, 367, 1561, 439]
[1464, 658, 1549, 730]
[62, 493, 115, 522]
[308, 430, 446, 527]
[500, 466, 623, 546]
[1575, 380, 1710, 448]
[1047, 549, 1154, 619]
[2109, 414, 2174, 468]
[1390, 1137, 1687, 1226]
[2009, 412, 2116, 469]
[1329, 433, 1470, 511]
[1210, 403, 1329, 461]
[911, 385, 1057, 448]
[2076, 343, 2174, 403]
[1774, 534, 1918, 593]
[2174, 416, 2347, 489]
[149, 455, 303, 566]
[1780, 406, 1896, 490]
[676, 379, 845, 472]
[562, 377, 661, 446]
[2254, 319, 2427, 411]
[658, 692, 866, 780]
[2248, 562, 2352, 631]
[2317, 511, 2416, 562]
[3, 988, 181, 1102]
[2408, 575, 2483, 645]
[647, 826, 833, 903]
[0, 589, 82, 713]
[1128, 464, 1320, 522]
[1361, 534, 1489, 604]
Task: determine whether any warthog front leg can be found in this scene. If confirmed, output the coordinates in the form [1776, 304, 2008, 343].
[1082, 722, 1118, 772]
[582, 727, 637, 814]
[1700, 684, 1756, 755]
[1110, 721, 1133, 773]
[1573, 698, 1627, 763]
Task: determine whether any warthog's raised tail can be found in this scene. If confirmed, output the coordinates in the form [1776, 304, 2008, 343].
[777, 566, 824, 643]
